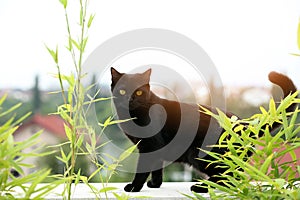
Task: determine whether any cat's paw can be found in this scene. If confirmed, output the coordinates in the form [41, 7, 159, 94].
[124, 183, 143, 192]
[147, 180, 162, 188]
[191, 184, 208, 193]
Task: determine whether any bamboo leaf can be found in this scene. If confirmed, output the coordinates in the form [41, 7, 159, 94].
[288, 147, 297, 162]
[83, 97, 112, 105]
[107, 163, 119, 171]
[87, 14, 95, 28]
[25, 169, 51, 198]
[76, 134, 84, 148]
[112, 192, 122, 200]
[45, 45, 58, 64]
[298, 18, 300, 50]
[82, 37, 88, 52]
[199, 179, 235, 195]
[277, 92, 298, 113]
[70, 38, 80, 50]
[260, 106, 268, 115]
[100, 116, 112, 128]
[59, 0, 68, 9]
[229, 155, 271, 181]
[0, 93, 7, 105]
[13, 112, 31, 126]
[180, 192, 199, 200]
[99, 187, 118, 193]
[269, 98, 276, 117]
[119, 143, 139, 162]
[0, 103, 22, 118]
[218, 131, 229, 144]
[277, 144, 300, 158]
[0, 117, 15, 133]
[64, 123, 73, 142]
[99, 116, 133, 128]
[260, 153, 273, 174]
[74, 169, 81, 185]
[88, 167, 101, 181]
[80, 6, 83, 25]
[290, 53, 300, 56]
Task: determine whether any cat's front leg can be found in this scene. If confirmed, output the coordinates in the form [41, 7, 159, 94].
[124, 172, 150, 192]
[124, 155, 151, 192]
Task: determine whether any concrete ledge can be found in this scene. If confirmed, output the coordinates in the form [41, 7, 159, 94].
[13, 182, 210, 199]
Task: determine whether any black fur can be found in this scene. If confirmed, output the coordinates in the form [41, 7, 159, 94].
[110, 67, 297, 193]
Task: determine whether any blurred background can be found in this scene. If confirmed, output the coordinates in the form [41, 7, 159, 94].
[0, 0, 300, 182]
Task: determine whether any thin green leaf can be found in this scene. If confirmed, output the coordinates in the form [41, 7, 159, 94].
[76, 134, 84, 148]
[88, 167, 102, 181]
[99, 187, 118, 193]
[290, 53, 300, 56]
[260, 106, 268, 115]
[64, 123, 73, 142]
[70, 38, 80, 50]
[45, 45, 58, 64]
[99, 116, 133, 128]
[59, 0, 68, 8]
[200, 179, 235, 195]
[25, 169, 51, 198]
[277, 92, 298, 113]
[180, 192, 198, 200]
[83, 97, 112, 105]
[74, 169, 81, 185]
[82, 37, 88, 52]
[0, 93, 7, 105]
[298, 18, 300, 50]
[269, 98, 276, 117]
[119, 143, 139, 162]
[87, 14, 95, 28]
[80, 6, 83, 25]
[13, 112, 31, 126]
[260, 153, 273, 174]
[0, 103, 22, 118]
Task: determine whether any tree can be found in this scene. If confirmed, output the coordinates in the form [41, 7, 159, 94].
[32, 75, 41, 113]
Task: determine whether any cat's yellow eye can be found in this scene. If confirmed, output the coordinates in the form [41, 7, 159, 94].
[119, 89, 126, 95]
[136, 90, 143, 96]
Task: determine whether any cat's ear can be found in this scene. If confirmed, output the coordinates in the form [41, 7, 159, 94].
[111, 67, 123, 81]
[142, 68, 152, 82]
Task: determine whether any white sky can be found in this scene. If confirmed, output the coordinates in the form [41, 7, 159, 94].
[0, 0, 300, 90]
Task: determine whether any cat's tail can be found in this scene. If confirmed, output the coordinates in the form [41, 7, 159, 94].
[266, 71, 298, 135]
[268, 71, 297, 113]
[268, 71, 297, 97]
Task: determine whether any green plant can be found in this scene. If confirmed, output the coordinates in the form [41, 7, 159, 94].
[193, 93, 300, 200]
[0, 94, 62, 199]
[46, 0, 138, 199]
[291, 18, 300, 56]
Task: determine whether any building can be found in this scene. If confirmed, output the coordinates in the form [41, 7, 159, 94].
[14, 114, 66, 175]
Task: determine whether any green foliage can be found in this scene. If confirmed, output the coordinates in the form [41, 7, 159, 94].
[298, 18, 300, 51]
[196, 92, 300, 199]
[291, 18, 300, 56]
[0, 94, 62, 199]
[46, 0, 138, 199]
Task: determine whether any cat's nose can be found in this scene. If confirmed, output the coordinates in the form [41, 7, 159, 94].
[128, 96, 134, 102]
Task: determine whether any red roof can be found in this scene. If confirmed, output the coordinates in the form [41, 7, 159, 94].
[16, 114, 66, 138]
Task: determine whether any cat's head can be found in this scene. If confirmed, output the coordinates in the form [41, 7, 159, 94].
[111, 67, 152, 110]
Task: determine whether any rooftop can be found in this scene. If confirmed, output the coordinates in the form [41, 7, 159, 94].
[16, 113, 66, 138]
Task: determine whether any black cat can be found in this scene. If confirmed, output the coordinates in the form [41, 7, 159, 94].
[110, 67, 297, 193]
